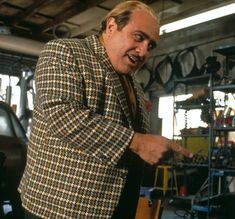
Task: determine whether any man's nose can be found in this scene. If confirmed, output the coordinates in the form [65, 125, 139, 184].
[136, 42, 149, 57]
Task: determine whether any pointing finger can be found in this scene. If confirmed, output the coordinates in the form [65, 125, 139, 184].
[168, 140, 193, 158]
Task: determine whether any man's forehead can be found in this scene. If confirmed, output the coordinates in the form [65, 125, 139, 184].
[130, 10, 159, 41]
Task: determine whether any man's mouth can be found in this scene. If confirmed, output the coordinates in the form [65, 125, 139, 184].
[128, 54, 142, 65]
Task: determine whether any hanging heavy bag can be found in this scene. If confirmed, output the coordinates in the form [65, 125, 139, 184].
[135, 64, 156, 92]
[154, 55, 175, 93]
[172, 47, 200, 79]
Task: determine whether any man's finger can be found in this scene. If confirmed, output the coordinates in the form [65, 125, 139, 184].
[168, 140, 193, 158]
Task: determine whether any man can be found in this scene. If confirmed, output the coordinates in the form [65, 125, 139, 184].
[19, 1, 192, 219]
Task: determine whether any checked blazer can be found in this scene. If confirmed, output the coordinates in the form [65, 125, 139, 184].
[19, 35, 149, 219]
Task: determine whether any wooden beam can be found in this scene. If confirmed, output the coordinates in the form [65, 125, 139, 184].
[11, 0, 51, 26]
[40, 0, 106, 33]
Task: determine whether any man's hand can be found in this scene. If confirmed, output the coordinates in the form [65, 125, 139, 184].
[129, 133, 193, 165]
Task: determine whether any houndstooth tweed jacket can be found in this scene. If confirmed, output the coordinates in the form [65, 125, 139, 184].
[18, 35, 149, 219]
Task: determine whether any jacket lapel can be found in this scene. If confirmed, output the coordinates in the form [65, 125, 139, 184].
[108, 70, 150, 132]
[108, 70, 133, 128]
[132, 77, 150, 133]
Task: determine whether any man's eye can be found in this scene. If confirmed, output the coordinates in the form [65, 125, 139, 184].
[148, 42, 157, 51]
[134, 34, 144, 42]
[148, 43, 156, 51]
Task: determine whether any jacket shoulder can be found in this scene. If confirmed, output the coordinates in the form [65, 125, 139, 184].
[43, 38, 88, 52]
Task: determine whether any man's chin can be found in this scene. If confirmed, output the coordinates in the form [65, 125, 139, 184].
[115, 63, 138, 74]
[116, 67, 133, 75]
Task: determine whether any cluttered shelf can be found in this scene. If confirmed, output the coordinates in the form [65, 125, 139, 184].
[174, 74, 211, 84]
[174, 134, 209, 138]
[161, 151, 208, 168]
[210, 168, 235, 174]
[213, 126, 235, 131]
[169, 43, 235, 219]
[171, 162, 208, 168]
[174, 104, 210, 110]
[212, 83, 235, 92]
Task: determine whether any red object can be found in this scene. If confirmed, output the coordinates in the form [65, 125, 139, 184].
[179, 186, 188, 196]
[216, 115, 234, 127]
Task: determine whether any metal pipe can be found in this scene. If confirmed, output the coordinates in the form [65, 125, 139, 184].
[0, 35, 45, 56]
[5, 85, 12, 105]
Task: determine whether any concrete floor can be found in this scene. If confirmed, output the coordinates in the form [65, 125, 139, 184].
[159, 198, 194, 219]
[1, 196, 203, 219]
[161, 205, 194, 219]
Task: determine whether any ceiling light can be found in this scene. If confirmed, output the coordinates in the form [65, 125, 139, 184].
[160, 3, 235, 35]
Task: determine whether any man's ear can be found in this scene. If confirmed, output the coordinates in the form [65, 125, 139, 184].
[106, 17, 117, 33]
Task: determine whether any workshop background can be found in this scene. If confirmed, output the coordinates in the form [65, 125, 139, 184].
[0, 0, 235, 219]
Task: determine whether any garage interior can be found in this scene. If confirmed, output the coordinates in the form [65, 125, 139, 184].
[0, 0, 235, 218]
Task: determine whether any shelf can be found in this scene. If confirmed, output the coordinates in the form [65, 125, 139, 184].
[172, 45, 235, 218]
[174, 74, 211, 85]
[175, 104, 210, 110]
[213, 126, 235, 131]
[212, 84, 235, 92]
[210, 168, 235, 175]
[213, 44, 235, 58]
[176, 134, 209, 138]
[171, 161, 208, 168]
[214, 104, 226, 108]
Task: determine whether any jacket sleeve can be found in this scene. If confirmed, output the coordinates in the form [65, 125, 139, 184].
[35, 39, 135, 167]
